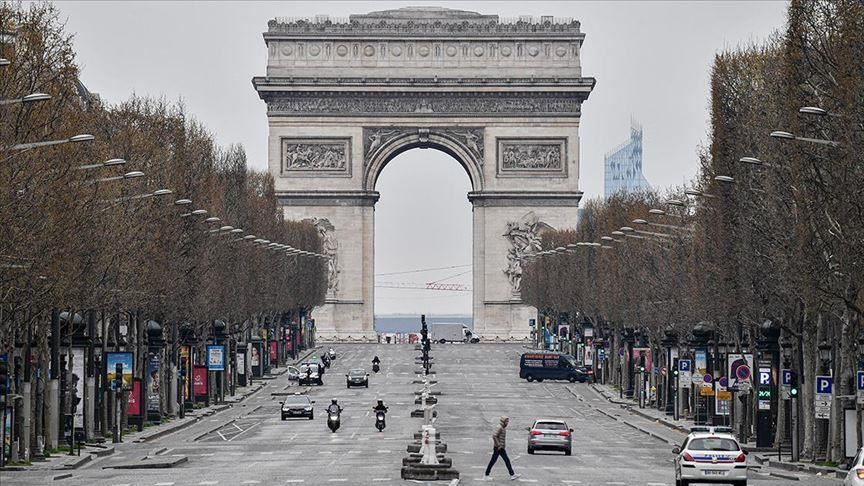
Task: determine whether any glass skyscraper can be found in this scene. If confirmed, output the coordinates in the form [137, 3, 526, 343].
[604, 122, 650, 197]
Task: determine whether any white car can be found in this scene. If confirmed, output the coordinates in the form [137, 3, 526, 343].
[673, 427, 748, 486]
[287, 366, 301, 381]
[845, 447, 864, 486]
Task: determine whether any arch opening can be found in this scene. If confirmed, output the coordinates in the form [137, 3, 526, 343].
[373, 147, 474, 335]
[364, 130, 484, 192]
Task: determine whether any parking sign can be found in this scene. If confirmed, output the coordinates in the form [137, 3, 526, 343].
[857, 371, 864, 405]
[781, 369, 792, 386]
[678, 359, 692, 388]
[815, 375, 833, 395]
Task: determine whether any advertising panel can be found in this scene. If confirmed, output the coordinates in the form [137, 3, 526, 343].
[237, 352, 245, 376]
[632, 347, 652, 372]
[269, 341, 278, 363]
[207, 345, 225, 371]
[128, 378, 142, 416]
[70, 348, 85, 427]
[146, 352, 161, 413]
[106, 352, 134, 390]
[193, 365, 208, 396]
[179, 346, 190, 401]
[727, 353, 754, 391]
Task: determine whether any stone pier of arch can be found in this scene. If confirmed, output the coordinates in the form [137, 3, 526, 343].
[253, 7, 595, 340]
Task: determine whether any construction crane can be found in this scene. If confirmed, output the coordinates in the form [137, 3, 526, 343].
[375, 281, 472, 292]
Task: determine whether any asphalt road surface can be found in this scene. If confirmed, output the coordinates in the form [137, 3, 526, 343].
[1, 343, 841, 485]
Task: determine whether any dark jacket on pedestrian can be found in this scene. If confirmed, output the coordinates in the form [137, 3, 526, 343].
[492, 416, 508, 449]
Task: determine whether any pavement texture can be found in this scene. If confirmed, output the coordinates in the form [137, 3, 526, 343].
[0, 343, 842, 485]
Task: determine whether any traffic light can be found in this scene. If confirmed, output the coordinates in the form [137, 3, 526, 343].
[115, 362, 124, 390]
[789, 370, 799, 398]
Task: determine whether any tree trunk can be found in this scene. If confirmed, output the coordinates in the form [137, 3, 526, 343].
[801, 310, 818, 461]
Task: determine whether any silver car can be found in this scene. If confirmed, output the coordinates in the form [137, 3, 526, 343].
[527, 419, 572, 455]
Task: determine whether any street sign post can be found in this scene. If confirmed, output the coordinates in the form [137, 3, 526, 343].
[857, 371, 864, 406]
[780, 369, 792, 400]
[678, 360, 692, 388]
[815, 375, 833, 419]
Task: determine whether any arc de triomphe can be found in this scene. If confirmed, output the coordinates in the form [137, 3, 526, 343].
[253, 7, 594, 340]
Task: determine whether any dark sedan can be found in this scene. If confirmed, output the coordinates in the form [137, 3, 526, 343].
[346, 368, 369, 388]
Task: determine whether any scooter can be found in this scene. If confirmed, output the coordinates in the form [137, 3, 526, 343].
[372, 363, 380, 373]
[375, 411, 386, 431]
[322, 355, 331, 369]
[327, 410, 341, 433]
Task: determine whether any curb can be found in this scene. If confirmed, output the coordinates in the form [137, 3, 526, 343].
[768, 470, 801, 481]
[53, 453, 92, 470]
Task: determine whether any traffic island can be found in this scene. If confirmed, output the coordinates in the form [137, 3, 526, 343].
[104, 456, 188, 469]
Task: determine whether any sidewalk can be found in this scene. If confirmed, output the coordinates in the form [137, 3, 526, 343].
[590, 382, 850, 481]
[2, 347, 319, 472]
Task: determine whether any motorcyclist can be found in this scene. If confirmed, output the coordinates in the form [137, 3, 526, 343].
[372, 400, 388, 428]
[372, 355, 381, 365]
[327, 399, 342, 415]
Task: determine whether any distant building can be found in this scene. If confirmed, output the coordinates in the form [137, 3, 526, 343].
[604, 121, 650, 197]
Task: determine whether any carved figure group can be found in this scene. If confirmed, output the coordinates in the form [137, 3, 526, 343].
[304, 218, 340, 292]
[284, 143, 347, 170]
[501, 143, 562, 170]
[502, 212, 552, 292]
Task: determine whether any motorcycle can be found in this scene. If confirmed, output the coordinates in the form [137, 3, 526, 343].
[328, 348, 336, 360]
[327, 410, 341, 433]
[321, 355, 331, 369]
[372, 363, 380, 374]
[375, 410, 386, 431]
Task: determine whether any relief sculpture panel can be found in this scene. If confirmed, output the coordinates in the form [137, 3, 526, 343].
[497, 138, 567, 177]
[281, 138, 351, 177]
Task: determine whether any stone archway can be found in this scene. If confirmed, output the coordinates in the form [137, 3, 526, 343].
[253, 7, 595, 340]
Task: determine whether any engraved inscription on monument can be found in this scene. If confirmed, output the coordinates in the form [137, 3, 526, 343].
[497, 138, 567, 176]
[281, 138, 351, 176]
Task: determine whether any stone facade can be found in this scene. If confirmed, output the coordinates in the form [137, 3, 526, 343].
[254, 7, 595, 340]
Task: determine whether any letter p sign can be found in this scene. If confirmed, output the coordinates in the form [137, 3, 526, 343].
[815, 376, 833, 395]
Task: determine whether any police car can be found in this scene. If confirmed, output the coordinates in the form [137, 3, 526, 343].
[673, 426, 748, 486]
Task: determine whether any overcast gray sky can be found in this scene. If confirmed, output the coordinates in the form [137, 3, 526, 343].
[53, 1, 787, 315]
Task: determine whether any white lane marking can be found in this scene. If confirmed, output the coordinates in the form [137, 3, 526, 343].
[154, 483, 175, 486]
[319, 451, 333, 454]
[605, 483, 627, 485]
[285, 481, 305, 484]
[200, 453, 215, 457]
[328, 480, 347, 482]
[198, 482, 219, 485]
[216, 431, 227, 441]
[561, 481, 582, 484]
[260, 451, 274, 455]
[241, 481, 261, 484]
[377, 450, 391, 453]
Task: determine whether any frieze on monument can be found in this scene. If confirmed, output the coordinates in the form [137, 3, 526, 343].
[266, 92, 581, 116]
[281, 138, 351, 176]
[266, 7, 582, 36]
[497, 138, 567, 176]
